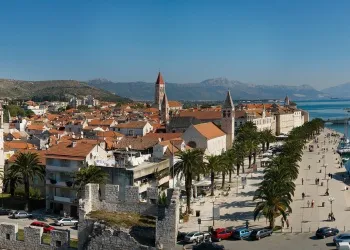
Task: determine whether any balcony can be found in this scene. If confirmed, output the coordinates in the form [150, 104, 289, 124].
[54, 196, 75, 203]
[46, 164, 79, 173]
[46, 179, 74, 188]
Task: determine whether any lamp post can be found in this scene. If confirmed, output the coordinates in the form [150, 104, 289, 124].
[235, 176, 239, 196]
[211, 197, 216, 227]
[329, 197, 335, 214]
[327, 179, 329, 189]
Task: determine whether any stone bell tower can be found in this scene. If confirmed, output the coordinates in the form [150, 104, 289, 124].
[154, 72, 165, 111]
[221, 91, 235, 149]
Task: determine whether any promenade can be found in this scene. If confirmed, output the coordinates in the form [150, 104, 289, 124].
[180, 128, 350, 234]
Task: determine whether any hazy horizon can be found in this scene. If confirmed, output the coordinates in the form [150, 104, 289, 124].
[1, 1, 350, 90]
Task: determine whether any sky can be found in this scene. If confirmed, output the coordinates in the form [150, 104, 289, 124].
[1, 1, 350, 90]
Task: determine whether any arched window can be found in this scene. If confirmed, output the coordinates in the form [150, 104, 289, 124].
[188, 141, 197, 148]
[223, 111, 226, 118]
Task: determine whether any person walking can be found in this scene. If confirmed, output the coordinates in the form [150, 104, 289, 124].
[286, 218, 290, 229]
[281, 217, 284, 228]
[307, 200, 310, 207]
[302, 178, 304, 185]
[311, 200, 315, 208]
[309, 165, 311, 170]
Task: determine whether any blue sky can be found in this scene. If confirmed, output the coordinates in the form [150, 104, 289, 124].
[1, 1, 350, 89]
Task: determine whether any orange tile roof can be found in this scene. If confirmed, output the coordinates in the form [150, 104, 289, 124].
[8, 149, 46, 165]
[179, 111, 221, 120]
[168, 101, 182, 107]
[192, 122, 226, 140]
[5, 141, 36, 151]
[46, 141, 97, 160]
[115, 137, 159, 151]
[96, 131, 124, 138]
[116, 121, 148, 129]
[11, 132, 22, 139]
[89, 119, 115, 126]
[144, 132, 183, 141]
[27, 124, 45, 131]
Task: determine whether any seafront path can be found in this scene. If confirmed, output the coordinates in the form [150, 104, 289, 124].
[179, 127, 350, 234]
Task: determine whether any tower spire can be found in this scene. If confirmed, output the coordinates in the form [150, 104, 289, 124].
[223, 90, 234, 109]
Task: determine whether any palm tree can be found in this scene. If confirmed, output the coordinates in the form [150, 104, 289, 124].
[204, 155, 227, 196]
[253, 183, 292, 228]
[10, 152, 45, 211]
[3, 168, 22, 197]
[74, 165, 108, 196]
[237, 122, 259, 168]
[171, 149, 204, 214]
[261, 129, 276, 152]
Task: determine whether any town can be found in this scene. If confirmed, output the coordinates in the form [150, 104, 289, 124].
[0, 72, 337, 250]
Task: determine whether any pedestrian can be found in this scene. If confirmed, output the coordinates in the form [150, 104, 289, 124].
[328, 213, 331, 221]
[302, 178, 304, 185]
[302, 192, 305, 199]
[286, 219, 289, 228]
[309, 165, 311, 170]
[311, 200, 314, 208]
[315, 178, 317, 185]
[307, 200, 310, 207]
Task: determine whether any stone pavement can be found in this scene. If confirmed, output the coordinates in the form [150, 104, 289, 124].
[179, 128, 350, 234]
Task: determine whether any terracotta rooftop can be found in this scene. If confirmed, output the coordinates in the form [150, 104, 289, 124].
[192, 122, 226, 140]
[116, 121, 148, 129]
[4, 141, 36, 151]
[27, 124, 45, 131]
[115, 136, 159, 151]
[168, 101, 182, 108]
[179, 110, 221, 120]
[144, 132, 183, 141]
[155, 72, 165, 85]
[46, 141, 97, 160]
[8, 149, 46, 165]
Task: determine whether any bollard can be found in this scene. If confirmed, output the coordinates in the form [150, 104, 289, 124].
[291, 227, 292, 233]
[301, 227, 302, 233]
[309, 227, 310, 232]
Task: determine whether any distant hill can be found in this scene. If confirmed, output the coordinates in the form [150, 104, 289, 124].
[88, 77, 329, 101]
[322, 82, 350, 98]
[0, 79, 131, 102]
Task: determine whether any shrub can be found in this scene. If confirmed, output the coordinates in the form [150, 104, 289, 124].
[14, 187, 42, 199]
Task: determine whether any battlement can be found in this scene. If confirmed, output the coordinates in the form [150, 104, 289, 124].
[0, 223, 70, 250]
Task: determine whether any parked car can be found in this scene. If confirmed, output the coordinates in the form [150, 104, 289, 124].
[249, 228, 273, 240]
[334, 233, 350, 245]
[30, 221, 55, 233]
[211, 228, 232, 241]
[337, 242, 350, 250]
[192, 242, 225, 250]
[9, 210, 33, 219]
[184, 231, 210, 243]
[316, 227, 339, 238]
[232, 228, 252, 240]
[0, 209, 12, 215]
[54, 217, 78, 227]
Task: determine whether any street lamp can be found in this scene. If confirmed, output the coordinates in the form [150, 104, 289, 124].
[235, 176, 239, 196]
[329, 197, 335, 214]
[327, 179, 329, 189]
[211, 197, 216, 227]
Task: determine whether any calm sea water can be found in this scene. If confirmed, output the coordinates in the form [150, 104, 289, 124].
[296, 99, 350, 135]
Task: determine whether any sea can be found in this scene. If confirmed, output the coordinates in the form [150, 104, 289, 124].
[296, 99, 350, 135]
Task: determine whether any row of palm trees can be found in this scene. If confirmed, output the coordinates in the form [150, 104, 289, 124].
[172, 122, 276, 215]
[252, 118, 324, 228]
[4, 152, 107, 211]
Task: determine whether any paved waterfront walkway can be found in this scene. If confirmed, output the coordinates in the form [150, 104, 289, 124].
[180, 128, 350, 233]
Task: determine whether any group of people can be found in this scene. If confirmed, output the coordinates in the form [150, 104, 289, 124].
[306, 199, 315, 208]
[328, 212, 336, 221]
[280, 217, 290, 228]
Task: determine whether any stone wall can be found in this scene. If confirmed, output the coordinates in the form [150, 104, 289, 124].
[0, 223, 70, 250]
[156, 188, 180, 250]
[83, 221, 155, 250]
[78, 184, 180, 250]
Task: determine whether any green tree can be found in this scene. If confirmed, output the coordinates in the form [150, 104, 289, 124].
[10, 152, 45, 211]
[3, 168, 23, 197]
[171, 149, 204, 214]
[74, 165, 108, 195]
[236, 122, 259, 169]
[25, 109, 35, 118]
[204, 155, 228, 196]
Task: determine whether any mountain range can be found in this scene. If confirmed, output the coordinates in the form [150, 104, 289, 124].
[88, 78, 331, 101]
[0, 79, 130, 102]
[321, 82, 350, 98]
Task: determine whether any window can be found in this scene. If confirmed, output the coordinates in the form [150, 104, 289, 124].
[56, 241, 62, 247]
[227, 111, 231, 117]
[6, 234, 10, 240]
[223, 111, 226, 118]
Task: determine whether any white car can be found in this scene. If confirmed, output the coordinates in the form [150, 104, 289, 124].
[184, 231, 210, 243]
[54, 217, 78, 227]
[337, 242, 350, 250]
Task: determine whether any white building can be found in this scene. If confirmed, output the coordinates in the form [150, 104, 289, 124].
[182, 122, 226, 156]
[45, 140, 112, 217]
[114, 121, 153, 136]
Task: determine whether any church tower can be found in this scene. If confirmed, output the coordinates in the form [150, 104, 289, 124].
[154, 72, 165, 111]
[284, 95, 290, 107]
[161, 93, 169, 124]
[0, 103, 4, 193]
[221, 91, 235, 149]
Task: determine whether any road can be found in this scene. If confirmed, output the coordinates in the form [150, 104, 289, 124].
[0, 214, 78, 239]
[177, 233, 339, 250]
